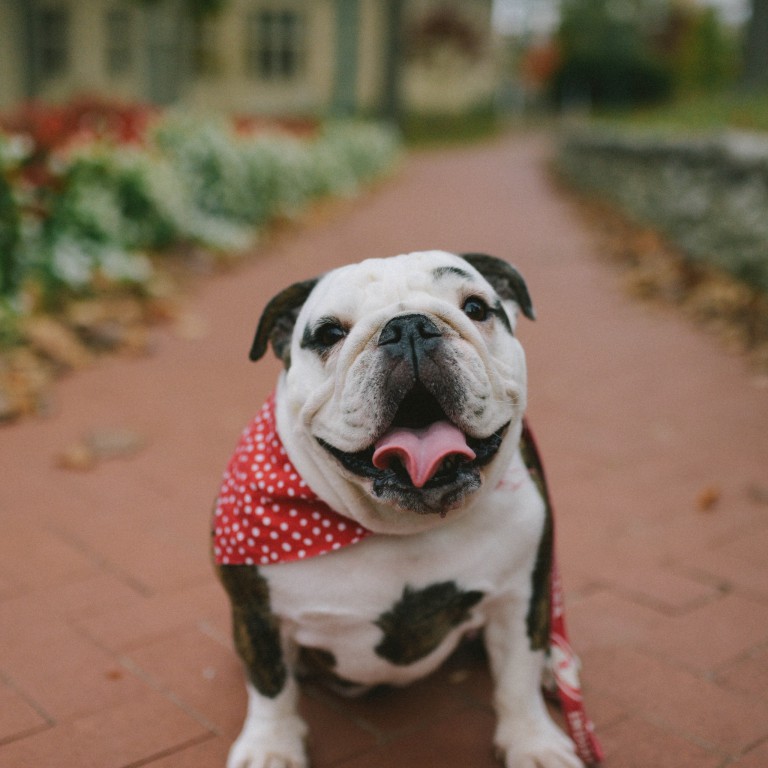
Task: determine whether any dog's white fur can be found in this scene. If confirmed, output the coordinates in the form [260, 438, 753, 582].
[226, 251, 582, 768]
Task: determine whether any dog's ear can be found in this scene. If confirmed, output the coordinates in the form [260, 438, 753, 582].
[459, 253, 536, 321]
[250, 278, 319, 364]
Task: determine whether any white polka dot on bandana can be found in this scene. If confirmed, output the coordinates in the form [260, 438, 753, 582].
[212, 394, 370, 566]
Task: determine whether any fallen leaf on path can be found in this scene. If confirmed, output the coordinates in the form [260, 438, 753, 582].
[67, 297, 152, 355]
[87, 428, 146, 460]
[696, 486, 721, 512]
[56, 428, 147, 470]
[56, 442, 97, 471]
[23, 317, 93, 370]
[0, 349, 54, 421]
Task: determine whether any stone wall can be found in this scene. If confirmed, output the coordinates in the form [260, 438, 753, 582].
[557, 129, 768, 292]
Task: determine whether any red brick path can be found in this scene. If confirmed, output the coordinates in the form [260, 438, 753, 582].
[1, 134, 766, 768]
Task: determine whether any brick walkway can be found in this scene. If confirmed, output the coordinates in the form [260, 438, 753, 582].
[1, 133, 766, 768]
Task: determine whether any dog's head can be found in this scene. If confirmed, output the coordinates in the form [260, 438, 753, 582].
[250, 250, 535, 534]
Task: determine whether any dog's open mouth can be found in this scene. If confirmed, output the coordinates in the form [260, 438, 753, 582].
[317, 383, 508, 501]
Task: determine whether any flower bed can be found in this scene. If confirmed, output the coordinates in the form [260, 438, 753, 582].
[0, 98, 401, 420]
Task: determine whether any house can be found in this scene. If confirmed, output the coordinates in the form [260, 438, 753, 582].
[0, 0, 499, 118]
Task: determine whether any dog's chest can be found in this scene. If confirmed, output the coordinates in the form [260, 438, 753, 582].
[270, 561, 493, 686]
[262, 471, 544, 686]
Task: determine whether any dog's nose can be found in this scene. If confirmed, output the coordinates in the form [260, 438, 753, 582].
[378, 314, 441, 364]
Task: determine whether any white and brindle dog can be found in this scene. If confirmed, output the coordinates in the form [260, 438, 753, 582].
[213, 250, 587, 768]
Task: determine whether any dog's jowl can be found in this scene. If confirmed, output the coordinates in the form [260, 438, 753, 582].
[212, 251, 601, 768]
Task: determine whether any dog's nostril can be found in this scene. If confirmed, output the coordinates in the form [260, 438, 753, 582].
[378, 314, 441, 347]
[415, 319, 441, 339]
[378, 321, 402, 346]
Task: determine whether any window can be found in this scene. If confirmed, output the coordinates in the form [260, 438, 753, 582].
[191, 16, 218, 76]
[38, 6, 69, 78]
[105, 8, 133, 75]
[246, 9, 304, 79]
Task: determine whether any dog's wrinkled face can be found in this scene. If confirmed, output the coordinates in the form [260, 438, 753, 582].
[251, 251, 535, 532]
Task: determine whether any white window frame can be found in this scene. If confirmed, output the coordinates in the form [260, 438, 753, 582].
[245, 7, 305, 80]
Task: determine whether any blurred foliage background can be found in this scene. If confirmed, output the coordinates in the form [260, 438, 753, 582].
[1, 0, 767, 418]
[497, 0, 768, 372]
[501, 0, 768, 127]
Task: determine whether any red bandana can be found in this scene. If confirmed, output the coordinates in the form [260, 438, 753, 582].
[212, 397, 603, 764]
[212, 394, 371, 566]
[550, 562, 604, 765]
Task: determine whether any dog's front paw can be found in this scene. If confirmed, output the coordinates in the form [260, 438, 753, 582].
[496, 719, 583, 768]
[227, 718, 308, 768]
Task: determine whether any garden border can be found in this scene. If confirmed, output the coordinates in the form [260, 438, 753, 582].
[556, 128, 768, 293]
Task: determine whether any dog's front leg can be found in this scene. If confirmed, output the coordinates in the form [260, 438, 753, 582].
[219, 566, 308, 768]
[485, 600, 582, 768]
[228, 676, 307, 768]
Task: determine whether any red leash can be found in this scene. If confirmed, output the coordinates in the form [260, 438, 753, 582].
[522, 421, 604, 766]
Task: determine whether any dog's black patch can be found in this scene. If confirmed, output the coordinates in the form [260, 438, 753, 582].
[298, 645, 337, 673]
[374, 581, 484, 666]
[459, 253, 536, 321]
[519, 424, 554, 652]
[296, 646, 370, 694]
[250, 278, 320, 366]
[432, 265, 473, 282]
[217, 565, 287, 698]
[300, 316, 349, 359]
[490, 299, 513, 334]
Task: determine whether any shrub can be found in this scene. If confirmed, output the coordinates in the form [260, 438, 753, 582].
[557, 130, 768, 294]
[550, 51, 673, 108]
[0, 100, 401, 326]
[0, 134, 31, 296]
[549, 0, 674, 108]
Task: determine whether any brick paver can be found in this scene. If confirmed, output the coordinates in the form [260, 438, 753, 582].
[1, 133, 766, 767]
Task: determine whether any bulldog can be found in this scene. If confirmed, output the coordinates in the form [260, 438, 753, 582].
[213, 250, 597, 768]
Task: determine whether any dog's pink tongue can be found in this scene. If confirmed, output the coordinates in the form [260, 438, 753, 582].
[372, 421, 476, 488]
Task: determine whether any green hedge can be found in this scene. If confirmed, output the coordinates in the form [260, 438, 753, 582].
[557, 129, 768, 292]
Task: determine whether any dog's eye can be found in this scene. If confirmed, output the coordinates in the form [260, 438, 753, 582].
[314, 321, 347, 348]
[462, 296, 490, 322]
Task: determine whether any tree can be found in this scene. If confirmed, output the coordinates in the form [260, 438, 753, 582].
[550, 0, 673, 108]
[744, 0, 768, 88]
